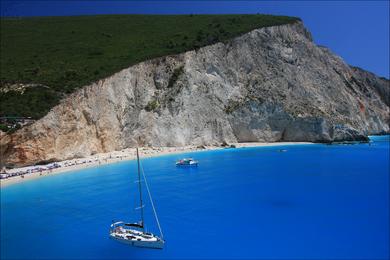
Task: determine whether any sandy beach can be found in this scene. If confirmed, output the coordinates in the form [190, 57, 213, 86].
[0, 142, 313, 187]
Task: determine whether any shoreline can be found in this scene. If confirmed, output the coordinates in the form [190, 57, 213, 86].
[0, 142, 313, 187]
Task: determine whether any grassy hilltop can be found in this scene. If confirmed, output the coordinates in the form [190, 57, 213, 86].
[0, 14, 299, 119]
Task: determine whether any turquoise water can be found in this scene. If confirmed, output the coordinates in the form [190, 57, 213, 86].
[1, 136, 389, 259]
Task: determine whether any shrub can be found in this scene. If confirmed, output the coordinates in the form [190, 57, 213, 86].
[145, 99, 160, 112]
[0, 124, 9, 132]
[167, 66, 184, 88]
[224, 100, 242, 114]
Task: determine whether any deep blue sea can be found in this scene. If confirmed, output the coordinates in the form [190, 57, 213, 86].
[1, 136, 389, 259]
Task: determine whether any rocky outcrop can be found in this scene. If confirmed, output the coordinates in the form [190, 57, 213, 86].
[1, 21, 389, 167]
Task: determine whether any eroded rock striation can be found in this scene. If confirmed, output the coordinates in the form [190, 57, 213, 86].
[1, 21, 389, 167]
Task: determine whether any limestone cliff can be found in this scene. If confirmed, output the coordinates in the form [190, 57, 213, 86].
[1, 21, 389, 167]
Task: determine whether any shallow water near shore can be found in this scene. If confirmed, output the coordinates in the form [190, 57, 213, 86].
[1, 136, 389, 259]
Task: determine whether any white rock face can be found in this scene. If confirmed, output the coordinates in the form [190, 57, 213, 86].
[1, 21, 389, 166]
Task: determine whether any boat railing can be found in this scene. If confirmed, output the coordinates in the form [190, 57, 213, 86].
[110, 221, 124, 232]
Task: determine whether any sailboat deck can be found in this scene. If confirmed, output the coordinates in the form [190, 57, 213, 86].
[111, 227, 159, 242]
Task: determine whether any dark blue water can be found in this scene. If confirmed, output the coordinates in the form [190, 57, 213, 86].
[1, 136, 389, 259]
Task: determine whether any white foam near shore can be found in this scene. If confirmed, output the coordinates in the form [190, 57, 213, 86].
[0, 142, 313, 187]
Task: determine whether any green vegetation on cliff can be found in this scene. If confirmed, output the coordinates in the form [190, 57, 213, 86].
[0, 14, 300, 119]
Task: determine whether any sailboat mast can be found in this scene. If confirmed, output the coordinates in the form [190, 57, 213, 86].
[136, 147, 145, 228]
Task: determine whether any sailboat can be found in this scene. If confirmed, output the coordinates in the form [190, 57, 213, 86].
[109, 148, 165, 249]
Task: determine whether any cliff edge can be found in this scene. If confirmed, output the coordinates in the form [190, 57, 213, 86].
[1, 21, 389, 167]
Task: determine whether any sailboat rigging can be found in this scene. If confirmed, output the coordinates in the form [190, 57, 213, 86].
[109, 148, 165, 249]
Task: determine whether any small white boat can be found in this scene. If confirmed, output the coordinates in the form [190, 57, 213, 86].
[109, 148, 165, 249]
[176, 158, 198, 166]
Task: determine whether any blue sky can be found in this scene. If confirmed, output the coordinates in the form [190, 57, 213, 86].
[1, 1, 389, 78]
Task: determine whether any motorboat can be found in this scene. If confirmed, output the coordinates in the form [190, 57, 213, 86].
[176, 158, 198, 166]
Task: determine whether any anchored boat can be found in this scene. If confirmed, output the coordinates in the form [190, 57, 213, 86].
[176, 158, 198, 166]
[109, 148, 165, 249]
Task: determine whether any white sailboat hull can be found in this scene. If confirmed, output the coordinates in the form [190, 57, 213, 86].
[110, 234, 164, 249]
[109, 222, 165, 249]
